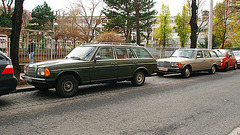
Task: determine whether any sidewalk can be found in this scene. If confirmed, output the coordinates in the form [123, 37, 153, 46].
[16, 73, 34, 90]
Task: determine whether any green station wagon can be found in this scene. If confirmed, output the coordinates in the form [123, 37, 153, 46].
[22, 44, 157, 97]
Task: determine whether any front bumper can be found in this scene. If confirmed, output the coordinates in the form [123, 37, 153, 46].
[21, 75, 55, 88]
[157, 67, 182, 73]
[0, 77, 17, 95]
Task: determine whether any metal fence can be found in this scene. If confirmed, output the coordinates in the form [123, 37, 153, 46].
[0, 39, 181, 64]
[1, 40, 82, 64]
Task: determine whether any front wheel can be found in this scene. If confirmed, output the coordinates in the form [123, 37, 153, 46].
[223, 63, 228, 72]
[233, 62, 237, 70]
[181, 66, 191, 78]
[131, 70, 146, 86]
[56, 75, 79, 98]
[209, 65, 216, 74]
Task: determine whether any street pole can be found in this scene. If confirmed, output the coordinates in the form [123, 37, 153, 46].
[208, 0, 213, 49]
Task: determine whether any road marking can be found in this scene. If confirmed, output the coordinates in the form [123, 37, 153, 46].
[229, 127, 240, 135]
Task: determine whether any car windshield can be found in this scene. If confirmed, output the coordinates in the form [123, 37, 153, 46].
[171, 50, 196, 59]
[66, 46, 96, 61]
[215, 50, 227, 57]
[233, 51, 240, 57]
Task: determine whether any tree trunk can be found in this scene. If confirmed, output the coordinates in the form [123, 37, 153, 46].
[134, 0, 140, 45]
[190, 0, 198, 48]
[10, 0, 24, 81]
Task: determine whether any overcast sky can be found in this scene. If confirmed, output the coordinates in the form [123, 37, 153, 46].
[23, 0, 224, 16]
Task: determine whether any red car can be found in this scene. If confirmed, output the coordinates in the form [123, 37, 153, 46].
[215, 49, 237, 71]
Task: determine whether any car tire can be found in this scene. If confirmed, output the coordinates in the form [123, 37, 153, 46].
[209, 65, 216, 74]
[181, 66, 191, 78]
[56, 75, 79, 98]
[131, 70, 146, 86]
[224, 63, 228, 72]
[233, 62, 237, 70]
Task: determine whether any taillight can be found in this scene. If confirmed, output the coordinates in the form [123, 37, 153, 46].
[1, 65, 14, 74]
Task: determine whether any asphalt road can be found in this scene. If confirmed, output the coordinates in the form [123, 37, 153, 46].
[1, 69, 240, 135]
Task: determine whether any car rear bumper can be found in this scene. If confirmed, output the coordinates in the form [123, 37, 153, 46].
[0, 77, 17, 95]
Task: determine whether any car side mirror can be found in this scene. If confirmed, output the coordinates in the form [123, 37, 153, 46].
[94, 55, 101, 62]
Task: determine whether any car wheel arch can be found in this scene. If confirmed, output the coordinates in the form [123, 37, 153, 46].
[134, 67, 148, 77]
[183, 64, 192, 71]
[54, 71, 82, 87]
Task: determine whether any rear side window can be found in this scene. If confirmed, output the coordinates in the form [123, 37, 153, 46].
[116, 47, 128, 59]
[210, 51, 218, 57]
[127, 48, 135, 58]
[203, 51, 210, 58]
[197, 51, 203, 58]
[132, 48, 152, 58]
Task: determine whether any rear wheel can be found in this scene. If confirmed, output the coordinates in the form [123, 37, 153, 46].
[131, 70, 146, 86]
[181, 66, 191, 78]
[209, 65, 216, 74]
[56, 75, 79, 98]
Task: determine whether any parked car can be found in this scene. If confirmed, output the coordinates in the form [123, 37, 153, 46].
[215, 49, 237, 71]
[0, 51, 17, 96]
[233, 50, 240, 68]
[156, 49, 221, 78]
[22, 44, 157, 98]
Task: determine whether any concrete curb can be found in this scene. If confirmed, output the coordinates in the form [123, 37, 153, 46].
[229, 127, 240, 135]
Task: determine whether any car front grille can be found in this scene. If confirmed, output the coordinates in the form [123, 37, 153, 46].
[158, 61, 171, 67]
[26, 66, 37, 77]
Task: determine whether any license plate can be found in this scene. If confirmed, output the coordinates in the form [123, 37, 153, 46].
[158, 67, 168, 71]
[24, 77, 32, 82]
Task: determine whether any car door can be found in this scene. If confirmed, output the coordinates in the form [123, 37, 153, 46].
[228, 51, 236, 67]
[115, 47, 136, 79]
[89, 46, 117, 82]
[203, 50, 212, 69]
[192, 50, 205, 71]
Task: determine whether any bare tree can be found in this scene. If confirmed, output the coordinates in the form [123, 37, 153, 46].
[69, 0, 104, 43]
[1, 0, 13, 15]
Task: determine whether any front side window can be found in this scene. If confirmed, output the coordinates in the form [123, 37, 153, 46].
[133, 48, 152, 58]
[197, 51, 204, 58]
[96, 47, 114, 59]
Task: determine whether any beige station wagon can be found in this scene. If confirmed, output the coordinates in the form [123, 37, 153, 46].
[156, 49, 221, 78]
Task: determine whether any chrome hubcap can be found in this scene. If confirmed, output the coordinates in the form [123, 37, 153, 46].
[63, 81, 73, 92]
[137, 73, 144, 84]
[185, 69, 190, 77]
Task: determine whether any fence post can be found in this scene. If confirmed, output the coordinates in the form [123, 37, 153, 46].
[51, 39, 53, 60]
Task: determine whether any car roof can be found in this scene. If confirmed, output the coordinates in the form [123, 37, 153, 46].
[177, 48, 214, 51]
[80, 43, 143, 48]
